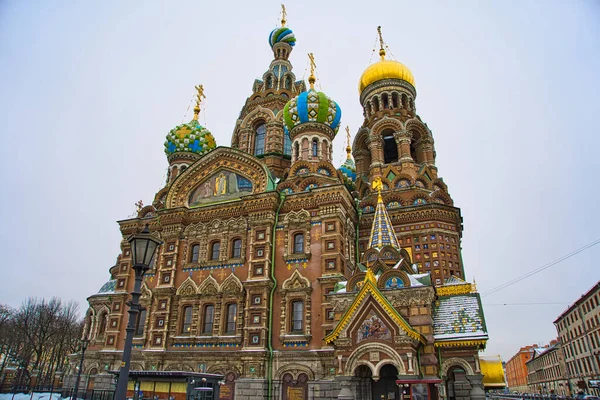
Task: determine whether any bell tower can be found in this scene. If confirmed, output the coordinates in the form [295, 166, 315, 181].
[231, 6, 306, 179]
[354, 27, 436, 185]
[354, 27, 462, 284]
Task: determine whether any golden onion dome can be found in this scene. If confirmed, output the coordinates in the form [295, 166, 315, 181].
[359, 58, 415, 94]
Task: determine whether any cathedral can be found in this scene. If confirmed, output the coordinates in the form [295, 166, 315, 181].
[78, 11, 490, 400]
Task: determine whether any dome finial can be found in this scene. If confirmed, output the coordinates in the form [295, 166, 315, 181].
[345, 126, 352, 158]
[280, 4, 287, 27]
[193, 84, 206, 121]
[377, 26, 386, 60]
[308, 52, 316, 89]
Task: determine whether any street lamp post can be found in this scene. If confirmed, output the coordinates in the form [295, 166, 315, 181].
[114, 225, 162, 400]
[72, 338, 89, 400]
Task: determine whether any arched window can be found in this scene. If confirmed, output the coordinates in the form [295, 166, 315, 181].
[294, 142, 300, 161]
[312, 139, 318, 157]
[210, 241, 220, 260]
[181, 306, 192, 334]
[285, 76, 292, 90]
[291, 300, 304, 332]
[284, 130, 292, 156]
[98, 313, 107, 335]
[382, 130, 398, 164]
[231, 239, 242, 258]
[293, 233, 304, 254]
[134, 309, 146, 337]
[266, 76, 273, 89]
[190, 244, 200, 262]
[226, 303, 237, 333]
[410, 133, 421, 163]
[382, 93, 389, 109]
[254, 124, 266, 156]
[203, 304, 214, 334]
[392, 92, 399, 108]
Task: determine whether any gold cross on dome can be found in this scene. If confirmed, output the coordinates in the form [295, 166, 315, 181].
[281, 4, 287, 26]
[193, 84, 206, 120]
[345, 126, 352, 156]
[308, 53, 316, 89]
[377, 26, 386, 59]
[308, 53, 316, 75]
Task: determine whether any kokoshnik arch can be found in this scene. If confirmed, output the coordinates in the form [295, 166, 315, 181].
[74, 9, 492, 400]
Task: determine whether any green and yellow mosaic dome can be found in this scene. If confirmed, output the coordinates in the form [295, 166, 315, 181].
[283, 89, 342, 134]
[164, 119, 216, 158]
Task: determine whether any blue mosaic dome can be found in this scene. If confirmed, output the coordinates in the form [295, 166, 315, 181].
[283, 89, 342, 134]
[339, 156, 356, 183]
[164, 119, 216, 158]
[269, 27, 296, 48]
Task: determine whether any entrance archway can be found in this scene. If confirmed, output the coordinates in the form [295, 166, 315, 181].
[354, 364, 400, 400]
[373, 364, 400, 400]
[354, 365, 372, 400]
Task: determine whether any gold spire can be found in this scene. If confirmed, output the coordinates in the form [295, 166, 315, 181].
[280, 4, 287, 26]
[308, 52, 316, 89]
[193, 84, 205, 121]
[345, 126, 352, 158]
[367, 176, 401, 251]
[377, 26, 386, 60]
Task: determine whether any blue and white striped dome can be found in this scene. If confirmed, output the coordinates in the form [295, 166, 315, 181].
[269, 27, 296, 48]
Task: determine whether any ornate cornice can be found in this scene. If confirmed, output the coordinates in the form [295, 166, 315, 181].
[360, 78, 417, 105]
[434, 339, 487, 348]
[289, 122, 336, 141]
[436, 283, 473, 296]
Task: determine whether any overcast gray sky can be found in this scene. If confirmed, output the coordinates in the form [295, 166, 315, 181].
[1, 0, 599, 361]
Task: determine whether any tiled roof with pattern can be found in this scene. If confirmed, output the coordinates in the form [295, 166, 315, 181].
[97, 279, 116, 294]
[433, 293, 488, 340]
[368, 194, 400, 250]
[444, 275, 468, 286]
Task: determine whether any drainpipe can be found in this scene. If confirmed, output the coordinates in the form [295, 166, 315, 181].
[417, 347, 422, 378]
[267, 193, 285, 399]
[354, 198, 361, 266]
[438, 346, 445, 399]
[438, 346, 443, 379]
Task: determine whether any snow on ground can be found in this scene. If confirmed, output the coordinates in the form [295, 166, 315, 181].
[0, 393, 71, 400]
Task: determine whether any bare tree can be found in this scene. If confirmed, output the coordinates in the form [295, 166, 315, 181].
[0, 298, 82, 389]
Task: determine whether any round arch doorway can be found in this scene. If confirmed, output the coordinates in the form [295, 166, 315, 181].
[355, 364, 400, 400]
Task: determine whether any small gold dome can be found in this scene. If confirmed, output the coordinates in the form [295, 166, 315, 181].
[359, 59, 415, 94]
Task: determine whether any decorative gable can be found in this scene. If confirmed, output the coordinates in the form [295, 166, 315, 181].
[165, 147, 274, 208]
[325, 272, 424, 345]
